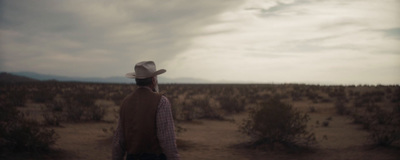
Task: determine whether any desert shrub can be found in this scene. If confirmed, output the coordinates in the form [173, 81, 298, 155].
[369, 124, 400, 146]
[373, 110, 393, 125]
[180, 101, 195, 121]
[0, 101, 58, 153]
[240, 97, 316, 150]
[395, 103, 400, 114]
[361, 91, 385, 103]
[366, 103, 380, 113]
[3, 89, 27, 107]
[42, 112, 63, 126]
[327, 87, 347, 100]
[371, 110, 398, 134]
[305, 91, 319, 103]
[334, 99, 348, 115]
[43, 99, 107, 123]
[31, 90, 55, 103]
[168, 97, 178, 119]
[86, 104, 106, 121]
[322, 120, 329, 127]
[352, 114, 373, 130]
[218, 96, 245, 113]
[352, 98, 364, 108]
[42, 100, 67, 126]
[290, 90, 303, 101]
[63, 89, 98, 107]
[320, 98, 332, 103]
[176, 97, 223, 121]
[391, 88, 400, 103]
[64, 100, 85, 122]
[192, 98, 223, 120]
[1, 118, 58, 153]
[352, 109, 400, 146]
[308, 106, 316, 113]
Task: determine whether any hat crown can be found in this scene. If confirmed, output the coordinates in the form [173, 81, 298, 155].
[135, 61, 156, 78]
[125, 61, 166, 79]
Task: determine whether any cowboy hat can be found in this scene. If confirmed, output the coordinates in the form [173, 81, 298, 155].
[125, 61, 166, 79]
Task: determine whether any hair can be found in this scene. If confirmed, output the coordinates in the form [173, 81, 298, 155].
[135, 77, 153, 86]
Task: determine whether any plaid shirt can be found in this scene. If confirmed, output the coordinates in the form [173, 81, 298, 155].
[112, 89, 180, 160]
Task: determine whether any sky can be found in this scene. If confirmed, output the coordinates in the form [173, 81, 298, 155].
[0, 0, 399, 85]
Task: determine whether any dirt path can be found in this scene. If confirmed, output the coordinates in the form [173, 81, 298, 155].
[53, 122, 113, 160]
[177, 115, 252, 160]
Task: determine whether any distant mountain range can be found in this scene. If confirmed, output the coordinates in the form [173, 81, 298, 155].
[0, 72, 38, 83]
[0, 71, 210, 84]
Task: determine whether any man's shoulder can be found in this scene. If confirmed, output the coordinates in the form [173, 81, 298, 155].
[159, 95, 171, 106]
[122, 92, 135, 100]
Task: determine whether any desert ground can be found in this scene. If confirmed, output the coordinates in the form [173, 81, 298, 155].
[1, 82, 399, 160]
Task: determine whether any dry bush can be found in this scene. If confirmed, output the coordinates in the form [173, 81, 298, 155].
[327, 87, 347, 100]
[334, 99, 349, 115]
[87, 104, 106, 121]
[361, 91, 385, 103]
[31, 89, 55, 103]
[64, 100, 85, 122]
[43, 99, 106, 123]
[178, 97, 223, 121]
[42, 100, 65, 126]
[179, 100, 196, 121]
[391, 87, 400, 103]
[240, 97, 316, 150]
[322, 120, 329, 127]
[367, 110, 400, 146]
[0, 101, 58, 154]
[66, 101, 106, 122]
[218, 96, 245, 114]
[369, 125, 400, 146]
[193, 98, 223, 120]
[308, 106, 316, 113]
[351, 114, 373, 130]
[395, 103, 400, 114]
[351, 107, 400, 146]
[2, 89, 27, 107]
[63, 89, 106, 122]
[290, 90, 303, 101]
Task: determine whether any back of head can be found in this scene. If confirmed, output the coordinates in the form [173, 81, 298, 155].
[135, 77, 153, 86]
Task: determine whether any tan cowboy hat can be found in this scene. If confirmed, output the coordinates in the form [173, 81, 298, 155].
[125, 61, 166, 79]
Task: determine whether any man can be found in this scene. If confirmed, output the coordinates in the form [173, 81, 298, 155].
[112, 61, 180, 160]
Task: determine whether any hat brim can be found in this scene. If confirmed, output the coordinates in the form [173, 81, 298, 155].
[125, 69, 166, 79]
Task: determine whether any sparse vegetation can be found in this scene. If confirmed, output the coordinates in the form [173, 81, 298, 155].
[366, 110, 400, 146]
[218, 96, 245, 114]
[335, 99, 348, 115]
[42, 99, 107, 124]
[240, 97, 316, 150]
[1, 80, 399, 159]
[0, 99, 58, 154]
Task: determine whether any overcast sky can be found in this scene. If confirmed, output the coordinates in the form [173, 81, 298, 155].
[1, 0, 399, 84]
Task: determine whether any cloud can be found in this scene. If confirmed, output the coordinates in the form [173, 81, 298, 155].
[164, 0, 400, 84]
[384, 27, 400, 40]
[0, 0, 398, 84]
[0, 0, 244, 77]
